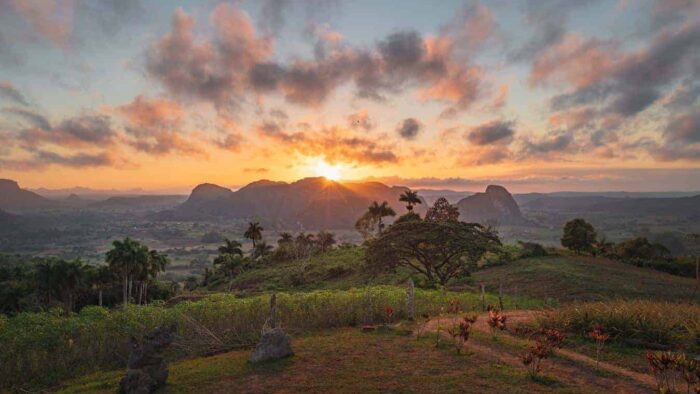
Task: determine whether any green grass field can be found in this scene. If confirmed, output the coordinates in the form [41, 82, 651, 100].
[471, 255, 700, 303]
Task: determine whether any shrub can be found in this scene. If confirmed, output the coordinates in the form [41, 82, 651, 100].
[538, 300, 700, 350]
[0, 286, 539, 390]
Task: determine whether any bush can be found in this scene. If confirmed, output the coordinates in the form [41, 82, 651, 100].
[0, 286, 541, 390]
[538, 300, 700, 351]
[517, 241, 548, 258]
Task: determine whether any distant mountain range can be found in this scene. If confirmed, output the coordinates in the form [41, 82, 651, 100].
[519, 194, 700, 216]
[0, 179, 56, 212]
[156, 177, 424, 228]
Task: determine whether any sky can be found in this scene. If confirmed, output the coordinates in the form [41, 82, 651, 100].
[0, 0, 699, 193]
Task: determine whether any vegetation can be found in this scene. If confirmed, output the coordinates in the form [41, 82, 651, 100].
[424, 197, 460, 222]
[561, 218, 597, 254]
[538, 300, 700, 351]
[398, 189, 421, 211]
[244, 222, 263, 247]
[0, 286, 538, 389]
[366, 220, 501, 285]
[355, 201, 396, 239]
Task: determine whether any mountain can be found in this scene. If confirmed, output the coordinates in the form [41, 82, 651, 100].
[158, 177, 421, 228]
[456, 185, 524, 225]
[0, 208, 16, 223]
[0, 179, 56, 212]
[416, 189, 473, 205]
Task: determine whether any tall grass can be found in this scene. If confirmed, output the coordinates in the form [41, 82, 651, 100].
[538, 300, 700, 350]
[0, 286, 541, 390]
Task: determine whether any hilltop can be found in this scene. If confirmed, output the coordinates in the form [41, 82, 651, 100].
[0, 179, 55, 212]
[456, 185, 524, 225]
[156, 177, 423, 228]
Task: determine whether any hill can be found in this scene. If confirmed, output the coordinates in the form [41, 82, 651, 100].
[519, 194, 700, 217]
[157, 177, 420, 228]
[456, 185, 524, 225]
[0, 179, 56, 212]
[471, 255, 700, 303]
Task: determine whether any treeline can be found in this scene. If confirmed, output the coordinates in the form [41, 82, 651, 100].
[196, 221, 340, 290]
[561, 218, 699, 278]
[0, 238, 175, 316]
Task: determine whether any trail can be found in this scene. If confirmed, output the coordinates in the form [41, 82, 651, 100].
[417, 310, 655, 393]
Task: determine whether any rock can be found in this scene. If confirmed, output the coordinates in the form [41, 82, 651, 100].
[406, 279, 415, 320]
[249, 328, 294, 363]
[456, 185, 524, 225]
[119, 325, 175, 394]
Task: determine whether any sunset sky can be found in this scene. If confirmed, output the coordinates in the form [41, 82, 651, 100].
[1, 0, 699, 193]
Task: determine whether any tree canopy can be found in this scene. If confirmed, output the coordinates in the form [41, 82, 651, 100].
[365, 219, 501, 285]
[425, 197, 460, 223]
[561, 218, 597, 254]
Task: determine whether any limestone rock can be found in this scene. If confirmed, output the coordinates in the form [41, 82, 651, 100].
[119, 325, 175, 394]
[456, 185, 524, 225]
[249, 328, 293, 363]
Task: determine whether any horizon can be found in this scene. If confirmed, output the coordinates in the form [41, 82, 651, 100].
[1, 1, 700, 193]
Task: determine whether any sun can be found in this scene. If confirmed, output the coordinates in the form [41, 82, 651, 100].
[315, 161, 343, 181]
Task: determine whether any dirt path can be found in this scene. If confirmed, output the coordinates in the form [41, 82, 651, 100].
[418, 311, 655, 393]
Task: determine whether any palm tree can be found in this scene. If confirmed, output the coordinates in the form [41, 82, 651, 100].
[399, 190, 422, 211]
[87, 264, 115, 307]
[34, 259, 57, 307]
[53, 259, 89, 315]
[368, 201, 396, 232]
[316, 231, 336, 252]
[218, 238, 243, 256]
[213, 253, 247, 291]
[252, 241, 273, 260]
[277, 232, 293, 245]
[244, 222, 263, 247]
[106, 237, 150, 307]
[141, 250, 169, 304]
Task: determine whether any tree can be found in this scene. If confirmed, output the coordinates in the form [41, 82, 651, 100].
[369, 201, 396, 232]
[213, 253, 247, 291]
[87, 264, 115, 307]
[366, 220, 501, 285]
[106, 237, 150, 306]
[277, 232, 293, 245]
[561, 218, 597, 255]
[53, 259, 89, 315]
[252, 241, 273, 260]
[399, 189, 422, 211]
[294, 232, 316, 259]
[425, 197, 460, 222]
[244, 222, 263, 247]
[316, 231, 336, 252]
[218, 238, 243, 256]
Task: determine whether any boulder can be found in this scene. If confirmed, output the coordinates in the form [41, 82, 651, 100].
[119, 325, 175, 394]
[249, 328, 293, 363]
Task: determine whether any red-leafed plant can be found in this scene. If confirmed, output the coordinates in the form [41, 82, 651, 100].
[588, 326, 610, 368]
[446, 315, 478, 354]
[646, 351, 700, 394]
[384, 305, 394, 324]
[487, 306, 507, 338]
[521, 328, 565, 379]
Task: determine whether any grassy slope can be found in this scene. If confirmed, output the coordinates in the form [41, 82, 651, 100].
[61, 328, 623, 394]
[471, 255, 700, 303]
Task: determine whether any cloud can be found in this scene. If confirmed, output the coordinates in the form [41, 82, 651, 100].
[548, 107, 595, 131]
[663, 80, 700, 109]
[1, 0, 75, 48]
[347, 109, 374, 131]
[145, 5, 273, 110]
[664, 109, 700, 144]
[520, 132, 576, 157]
[243, 167, 269, 174]
[0, 81, 29, 106]
[256, 122, 398, 165]
[0, 149, 115, 171]
[467, 120, 515, 145]
[145, 5, 488, 114]
[115, 95, 204, 156]
[397, 118, 422, 140]
[546, 21, 700, 118]
[214, 133, 244, 152]
[5, 109, 116, 149]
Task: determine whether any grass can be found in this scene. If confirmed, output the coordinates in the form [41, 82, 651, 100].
[60, 328, 600, 394]
[471, 255, 700, 303]
[536, 300, 700, 351]
[0, 286, 542, 391]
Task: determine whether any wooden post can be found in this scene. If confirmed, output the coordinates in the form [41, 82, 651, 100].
[406, 279, 415, 320]
[269, 293, 277, 330]
[498, 282, 504, 311]
[480, 284, 486, 312]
